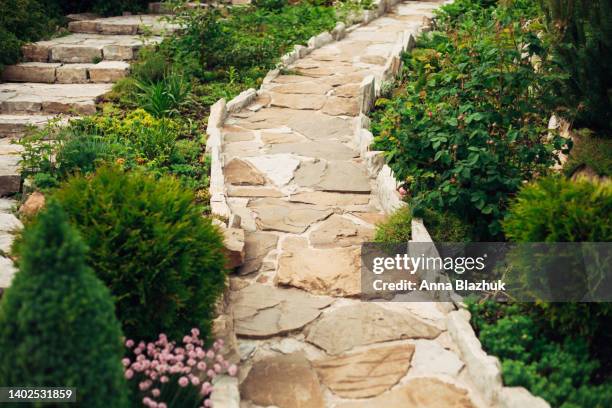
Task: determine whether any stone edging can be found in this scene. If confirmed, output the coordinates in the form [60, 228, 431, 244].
[204, 1, 398, 405]
[351, 1, 551, 405]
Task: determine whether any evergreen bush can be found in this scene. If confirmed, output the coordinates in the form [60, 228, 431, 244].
[540, 0, 612, 131]
[53, 166, 227, 341]
[0, 201, 128, 407]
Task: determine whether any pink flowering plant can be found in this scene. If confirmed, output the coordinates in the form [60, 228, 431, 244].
[123, 328, 238, 408]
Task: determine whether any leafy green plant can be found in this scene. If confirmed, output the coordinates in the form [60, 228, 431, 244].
[371, 0, 567, 239]
[563, 129, 612, 177]
[53, 166, 227, 341]
[468, 301, 612, 408]
[135, 73, 191, 117]
[0, 201, 129, 407]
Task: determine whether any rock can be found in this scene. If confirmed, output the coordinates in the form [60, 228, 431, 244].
[239, 231, 278, 275]
[266, 142, 357, 160]
[270, 82, 331, 95]
[309, 214, 374, 248]
[313, 343, 415, 398]
[224, 158, 266, 186]
[51, 45, 102, 63]
[287, 112, 353, 142]
[88, 61, 130, 82]
[223, 141, 261, 158]
[410, 340, 464, 376]
[56, 64, 90, 83]
[223, 227, 245, 270]
[289, 191, 370, 207]
[231, 283, 333, 338]
[223, 126, 255, 142]
[322, 96, 360, 116]
[336, 377, 476, 408]
[19, 192, 45, 218]
[260, 131, 305, 144]
[276, 245, 361, 296]
[246, 155, 300, 187]
[0, 257, 17, 289]
[240, 353, 325, 408]
[248, 198, 332, 234]
[294, 160, 371, 193]
[333, 83, 361, 97]
[305, 303, 442, 355]
[211, 376, 240, 408]
[227, 186, 283, 198]
[351, 211, 387, 226]
[2, 63, 60, 83]
[270, 93, 326, 110]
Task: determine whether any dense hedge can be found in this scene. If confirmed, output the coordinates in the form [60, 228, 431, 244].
[53, 166, 227, 341]
[0, 201, 129, 407]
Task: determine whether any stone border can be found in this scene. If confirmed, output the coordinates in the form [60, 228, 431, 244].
[351, 2, 552, 406]
[204, 1, 398, 405]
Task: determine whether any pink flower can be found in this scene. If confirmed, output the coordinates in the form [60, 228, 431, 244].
[200, 382, 212, 396]
[178, 376, 189, 387]
[183, 335, 192, 344]
[143, 397, 151, 405]
[160, 376, 169, 384]
[228, 364, 238, 376]
[191, 376, 200, 386]
[207, 369, 216, 379]
[139, 381, 151, 391]
[398, 186, 407, 196]
[187, 358, 196, 367]
[191, 328, 200, 337]
[197, 361, 207, 371]
[206, 350, 215, 359]
[125, 339, 135, 348]
[204, 399, 213, 407]
[214, 364, 222, 373]
[122, 358, 131, 367]
[124, 369, 134, 380]
[215, 354, 224, 363]
[152, 389, 160, 398]
[158, 404, 167, 408]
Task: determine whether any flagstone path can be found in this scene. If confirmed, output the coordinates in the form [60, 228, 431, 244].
[220, 1, 488, 407]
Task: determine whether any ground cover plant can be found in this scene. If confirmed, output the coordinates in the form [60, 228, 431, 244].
[0, 201, 129, 407]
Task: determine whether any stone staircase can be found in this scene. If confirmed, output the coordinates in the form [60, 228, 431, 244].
[0, 8, 175, 289]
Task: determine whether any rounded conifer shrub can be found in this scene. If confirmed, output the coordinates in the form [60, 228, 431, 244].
[0, 201, 129, 407]
[53, 165, 227, 341]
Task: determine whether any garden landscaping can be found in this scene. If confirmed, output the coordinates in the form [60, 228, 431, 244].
[0, 0, 610, 407]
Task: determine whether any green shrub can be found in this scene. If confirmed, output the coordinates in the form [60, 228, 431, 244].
[134, 73, 192, 118]
[0, 201, 128, 407]
[53, 166, 227, 340]
[563, 129, 612, 177]
[468, 301, 612, 408]
[539, 0, 612, 131]
[504, 176, 611, 242]
[375, 206, 473, 243]
[371, 1, 567, 239]
[0, 0, 61, 70]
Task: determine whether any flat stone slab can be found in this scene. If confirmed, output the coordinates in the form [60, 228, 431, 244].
[248, 198, 332, 233]
[337, 377, 476, 408]
[269, 81, 332, 95]
[270, 93, 326, 110]
[276, 245, 361, 296]
[309, 214, 374, 248]
[239, 231, 278, 275]
[0, 83, 111, 115]
[68, 14, 178, 35]
[411, 339, 464, 377]
[289, 191, 370, 207]
[241, 352, 325, 408]
[230, 283, 332, 338]
[224, 158, 266, 186]
[266, 141, 357, 160]
[0, 114, 59, 138]
[246, 155, 300, 187]
[305, 303, 442, 355]
[313, 343, 415, 398]
[260, 130, 305, 144]
[294, 160, 371, 193]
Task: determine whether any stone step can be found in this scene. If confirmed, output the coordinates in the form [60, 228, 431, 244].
[0, 114, 71, 139]
[21, 33, 162, 63]
[0, 83, 112, 115]
[0, 141, 22, 196]
[2, 61, 130, 84]
[68, 14, 178, 35]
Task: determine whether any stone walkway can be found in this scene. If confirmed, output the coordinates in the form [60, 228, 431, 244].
[220, 1, 488, 407]
[0, 10, 173, 288]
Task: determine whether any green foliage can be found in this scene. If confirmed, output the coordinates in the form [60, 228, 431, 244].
[0, 201, 128, 407]
[468, 301, 612, 408]
[0, 0, 61, 70]
[504, 176, 611, 242]
[51, 0, 149, 16]
[253, 0, 288, 11]
[134, 73, 192, 118]
[19, 108, 210, 200]
[374, 206, 473, 243]
[53, 166, 227, 341]
[539, 0, 612, 131]
[371, 0, 567, 239]
[563, 129, 612, 177]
